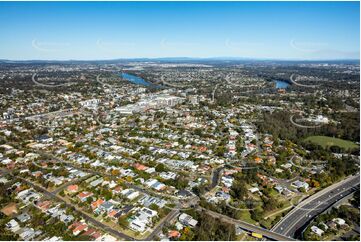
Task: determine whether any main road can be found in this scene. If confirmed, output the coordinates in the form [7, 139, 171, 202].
[145, 208, 180, 241]
[272, 174, 360, 238]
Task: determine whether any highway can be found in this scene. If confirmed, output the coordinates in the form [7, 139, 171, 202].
[272, 174, 360, 238]
[198, 207, 295, 241]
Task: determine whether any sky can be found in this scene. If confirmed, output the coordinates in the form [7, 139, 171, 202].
[0, 1, 359, 60]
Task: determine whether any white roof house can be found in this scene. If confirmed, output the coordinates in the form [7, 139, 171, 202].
[121, 189, 140, 200]
[332, 218, 346, 226]
[130, 219, 147, 232]
[6, 219, 21, 233]
[129, 207, 158, 233]
[291, 180, 309, 191]
[179, 213, 198, 228]
[145, 179, 166, 191]
[248, 187, 260, 193]
[311, 226, 324, 236]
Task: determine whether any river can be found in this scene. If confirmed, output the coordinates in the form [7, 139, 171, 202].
[274, 80, 290, 89]
[122, 72, 289, 91]
[120, 73, 161, 88]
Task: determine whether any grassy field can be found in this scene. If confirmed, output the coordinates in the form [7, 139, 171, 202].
[304, 136, 359, 150]
[238, 210, 257, 224]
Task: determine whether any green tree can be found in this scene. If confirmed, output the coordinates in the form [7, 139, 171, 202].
[118, 215, 129, 229]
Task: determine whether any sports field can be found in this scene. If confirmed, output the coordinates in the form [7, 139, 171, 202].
[304, 136, 359, 150]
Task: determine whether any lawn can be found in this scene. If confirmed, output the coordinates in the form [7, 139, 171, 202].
[238, 210, 257, 224]
[268, 188, 279, 198]
[304, 136, 359, 150]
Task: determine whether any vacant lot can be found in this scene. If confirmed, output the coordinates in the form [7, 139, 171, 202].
[304, 136, 359, 150]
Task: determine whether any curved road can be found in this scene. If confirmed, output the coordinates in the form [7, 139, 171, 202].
[272, 174, 360, 238]
[289, 115, 322, 129]
[32, 73, 74, 88]
[289, 74, 320, 88]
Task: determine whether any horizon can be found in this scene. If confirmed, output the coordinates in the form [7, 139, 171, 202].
[0, 1, 360, 60]
[0, 56, 360, 62]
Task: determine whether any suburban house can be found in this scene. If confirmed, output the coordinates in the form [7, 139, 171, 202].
[178, 213, 198, 228]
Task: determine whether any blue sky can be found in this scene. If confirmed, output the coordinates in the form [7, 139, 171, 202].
[0, 1, 359, 60]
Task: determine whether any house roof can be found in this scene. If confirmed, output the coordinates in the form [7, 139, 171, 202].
[69, 222, 88, 234]
[168, 230, 180, 238]
[83, 228, 96, 236]
[108, 210, 118, 218]
[113, 186, 122, 193]
[134, 163, 148, 171]
[91, 199, 104, 209]
[100, 201, 113, 209]
[91, 231, 101, 239]
[16, 212, 31, 222]
[78, 191, 93, 198]
[37, 200, 52, 211]
[67, 185, 78, 192]
[74, 224, 87, 233]
[254, 157, 262, 162]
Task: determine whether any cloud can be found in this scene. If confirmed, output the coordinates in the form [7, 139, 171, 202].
[32, 39, 70, 52]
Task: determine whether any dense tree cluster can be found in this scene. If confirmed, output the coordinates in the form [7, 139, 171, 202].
[192, 213, 235, 241]
[257, 110, 359, 152]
